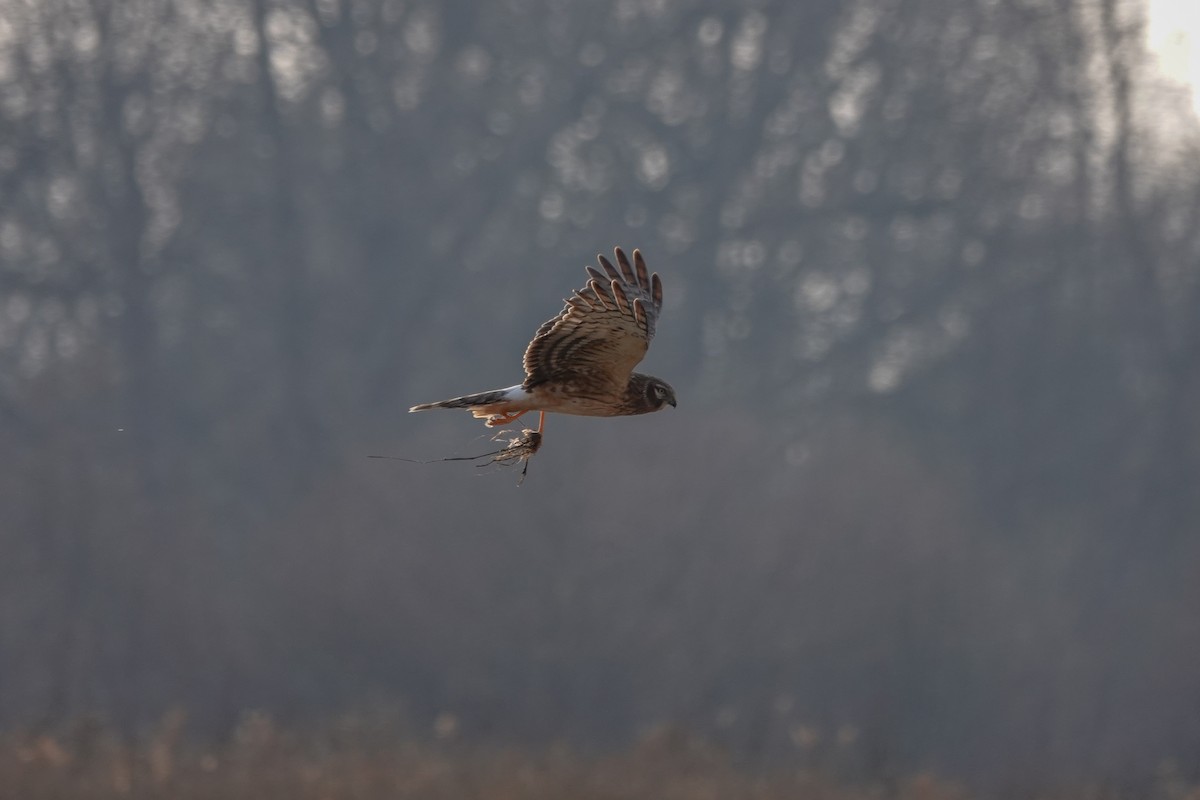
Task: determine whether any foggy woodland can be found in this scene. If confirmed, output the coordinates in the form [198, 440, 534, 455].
[2, 0, 1200, 791]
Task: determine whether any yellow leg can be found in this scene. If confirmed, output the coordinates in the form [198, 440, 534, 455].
[485, 410, 529, 427]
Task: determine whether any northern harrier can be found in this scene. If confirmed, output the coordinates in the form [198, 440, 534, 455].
[410, 247, 676, 435]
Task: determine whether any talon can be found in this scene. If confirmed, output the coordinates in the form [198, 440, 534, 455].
[486, 410, 529, 427]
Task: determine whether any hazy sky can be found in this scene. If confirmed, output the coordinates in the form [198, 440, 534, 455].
[1148, 0, 1200, 112]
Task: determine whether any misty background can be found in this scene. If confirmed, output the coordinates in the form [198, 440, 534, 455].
[2, 0, 1199, 790]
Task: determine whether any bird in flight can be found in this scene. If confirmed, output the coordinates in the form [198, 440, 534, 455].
[410, 247, 676, 438]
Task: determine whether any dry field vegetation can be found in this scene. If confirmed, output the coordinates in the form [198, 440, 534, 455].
[2, 713, 1197, 800]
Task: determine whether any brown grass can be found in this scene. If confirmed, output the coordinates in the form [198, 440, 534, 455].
[0, 712, 1192, 800]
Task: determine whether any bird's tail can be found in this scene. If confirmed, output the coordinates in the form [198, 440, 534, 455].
[409, 386, 521, 413]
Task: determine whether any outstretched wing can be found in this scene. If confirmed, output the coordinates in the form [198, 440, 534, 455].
[522, 247, 664, 394]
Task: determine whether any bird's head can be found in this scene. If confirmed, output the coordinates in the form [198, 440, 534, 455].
[639, 374, 677, 411]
